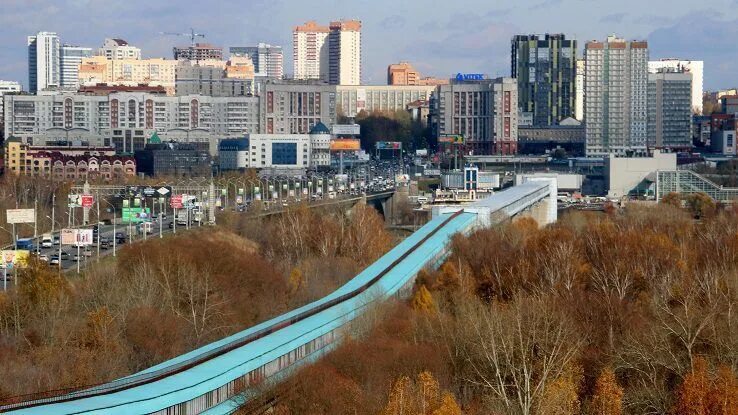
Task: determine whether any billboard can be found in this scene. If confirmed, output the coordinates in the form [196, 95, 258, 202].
[170, 195, 184, 209]
[439, 135, 464, 144]
[1, 250, 30, 269]
[6, 209, 35, 224]
[80, 194, 94, 208]
[331, 124, 361, 135]
[122, 207, 151, 223]
[376, 141, 402, 150]
[60, 229, 94, 246]
[415, 149, 429, 157]
[330, 139, 361, 151]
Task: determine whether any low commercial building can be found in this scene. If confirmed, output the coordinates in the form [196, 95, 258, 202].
[722, 95, 738, 115]
[518, 118, 585, 156]
[135, 141, 211, 177]
[434, 166, 501, 202]
[3, 139, 135, 179]
[711, 130, 736, 155]
[336, 84, 436, 117]
[604, 150, 677, 198]
[218, 123, 332, 171]
[218, 138, 250, 170]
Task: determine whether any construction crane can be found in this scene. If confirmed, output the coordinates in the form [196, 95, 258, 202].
[159, 28, 205, 47]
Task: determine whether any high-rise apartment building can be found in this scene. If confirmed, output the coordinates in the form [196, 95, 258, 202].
[648, 59, 703, 114]
[28, 31, 60, 93]
[511, 34, 577, 126]
[293, 20, 361, 85]
[584, 36, 649, 156]
[328, 20, 361, 85]
[60, 45, 93, 89]
[387, 62, 449, 86]
[98, 38, 141, 60]
[230, 43, 284, 79]
[173, 43, 223, 61]
[292, 21, 330, 81]
[647, 69, 693, 151]
[430, 77, 518, 155]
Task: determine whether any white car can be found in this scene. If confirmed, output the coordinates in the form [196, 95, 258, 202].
[38, 254, 49, 262]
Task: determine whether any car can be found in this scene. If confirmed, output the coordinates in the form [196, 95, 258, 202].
[37, 254, 49, 262]
[49, 255, 60, 266]
[168, 221, 175, 229]
[53, 236, 60, 246]
[83, 247, 93, 257]
[100, 239, 111, 250]
[60, 251, 70, 260]
[71, 254, 81, 262]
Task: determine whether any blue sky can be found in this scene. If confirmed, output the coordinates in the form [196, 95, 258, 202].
[1, 0, 736, 89]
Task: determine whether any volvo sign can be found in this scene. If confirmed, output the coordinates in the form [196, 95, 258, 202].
[455, 73, 485, 81]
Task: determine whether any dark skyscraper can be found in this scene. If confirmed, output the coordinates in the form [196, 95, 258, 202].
[511, 34, 577, 126]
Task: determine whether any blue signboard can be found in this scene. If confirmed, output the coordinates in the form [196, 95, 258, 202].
[455, 73, 485, 81]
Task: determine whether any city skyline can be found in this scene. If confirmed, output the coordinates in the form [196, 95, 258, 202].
[1, 0, 736, 89]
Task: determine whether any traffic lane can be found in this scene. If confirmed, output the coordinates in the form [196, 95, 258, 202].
[34, 218, 176, 271]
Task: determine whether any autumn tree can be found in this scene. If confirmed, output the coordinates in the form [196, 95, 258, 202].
[707, 366, 738, 415]
[382, 371, 460, 415]
[411, 285, 435, 314]
[589, 367, 624, 415]
[674, 357, 711, 415]
[539, 364, 582, 415]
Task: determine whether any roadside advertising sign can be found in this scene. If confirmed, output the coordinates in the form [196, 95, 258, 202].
[80, 194, 94, 208]
[68, 194, 82, 208]
[1, 250, 29, 269]
[60, 229, 94, 246]
[330, 139, 361, 151]
[122, 199, 130, 208]
[236, 196, 243, 204]
[122, 208, 151, 223]
[170, 195, 184, 209]
[376, 141, 402, 150]
[156, 187, 171, 196]
[439, 135, 464, 144]
[142, 187, 157, 198]
[221, 189, 227, 196]
[238, 188, 244, 195]
[6, 209, 35, 224]
[331, 124, 361, 135]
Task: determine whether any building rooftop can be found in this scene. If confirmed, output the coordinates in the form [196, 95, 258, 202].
[310, 122, 331, 135]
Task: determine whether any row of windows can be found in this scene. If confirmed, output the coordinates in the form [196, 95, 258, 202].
[154, 330, 339, 415]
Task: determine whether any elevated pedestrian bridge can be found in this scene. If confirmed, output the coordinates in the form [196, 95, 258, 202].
[0, 180, 556, 415]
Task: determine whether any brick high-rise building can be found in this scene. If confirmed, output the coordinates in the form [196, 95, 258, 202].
[292, 21, 330, 81]
[388, 62, 419, 85]
[584, 35, 649, 156]
[293, 20, 361, 85]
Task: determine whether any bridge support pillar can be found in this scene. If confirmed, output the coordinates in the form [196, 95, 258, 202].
[526, 178, 558, 227]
